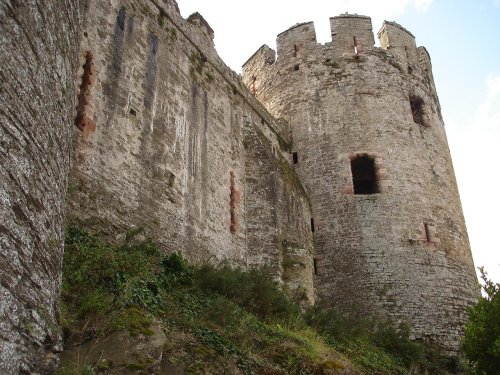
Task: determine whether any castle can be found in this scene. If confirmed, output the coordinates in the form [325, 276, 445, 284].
[0, 0, 479, 373]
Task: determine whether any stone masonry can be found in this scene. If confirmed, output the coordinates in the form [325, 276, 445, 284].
[0, 1, 479, 372]
[242, 15, 479, 352]
[0, 1, 84, 373]
[66, 0, 315, 305]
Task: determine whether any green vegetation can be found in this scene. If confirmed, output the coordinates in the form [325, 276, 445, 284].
[58, 226, 462, 374]
[462, 267, 500, 374]
[189, 51, 206, 76]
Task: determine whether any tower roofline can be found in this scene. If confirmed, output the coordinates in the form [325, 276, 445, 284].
[377, 20, 414, 38]
[330, 13, 371, 20]
[277, 21, 314, 37]
[242, 44, 273, 68]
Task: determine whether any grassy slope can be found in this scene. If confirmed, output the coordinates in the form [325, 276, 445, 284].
[56, 227, 442, 374]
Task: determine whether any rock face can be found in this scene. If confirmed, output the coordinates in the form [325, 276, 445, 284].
[242, 15, 479, 351]
[0, 1, 84, 373]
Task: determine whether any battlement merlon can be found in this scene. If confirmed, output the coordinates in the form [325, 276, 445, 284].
[330, 14, 375, 53]
[276, 21, 317, 60]
[187, 12, 214, 44]
[242, 44, 276, 73]
[377, 20, 419, 66]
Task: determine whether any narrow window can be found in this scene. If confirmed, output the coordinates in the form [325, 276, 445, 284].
[409, 95, 426, 126]
[293, 44, 298, 57]
[310, 218, 315, 232]
[424, 223, 431, 242]
[294, 64, 300, 71]
[353, 36, 358, 55]
[313, 258, 318, 275]
[292, 152, 299, 164]
[117, 6, 126, 31]
[74, 51, 96, 136]
[351, 155, 379, 194]
[230, 171, 240, 233]
[404, 45, 410, 59]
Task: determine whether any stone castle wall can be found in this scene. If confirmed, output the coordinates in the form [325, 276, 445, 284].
[243, 15, 478, 351]
[0, 1, 481, 371]
[0, 1, 84, 373]
[66, 0, 315, 303]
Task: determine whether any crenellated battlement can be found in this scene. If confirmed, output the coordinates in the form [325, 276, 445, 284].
[243, 14, 436, 94]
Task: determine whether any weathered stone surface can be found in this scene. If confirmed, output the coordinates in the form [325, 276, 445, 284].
[60, 320, 167, 373]
[67, 0, 314, 299]
[0, 1, 84, 373]
[0, 0, 480, 370]
[243, 16, 479, 352]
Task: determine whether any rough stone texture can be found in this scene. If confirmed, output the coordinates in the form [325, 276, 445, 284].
[66, 0, 314, 300]
[0, 1, 84, 373]
[243, 16, 479, 352]
[0, 1, 480, 370]
[60, 319, 167, 373]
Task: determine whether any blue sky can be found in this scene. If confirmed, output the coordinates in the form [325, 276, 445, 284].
[178, 0, 500, 283]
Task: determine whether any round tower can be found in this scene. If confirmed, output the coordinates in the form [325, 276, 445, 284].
[242, 15, 478, 352]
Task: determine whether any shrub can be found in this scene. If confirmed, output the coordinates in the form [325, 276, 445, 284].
[62, 226, 193, 336]
[462, 267, 500, 374]
[305, 304, 424, 368]
[195, 264, 301, 322]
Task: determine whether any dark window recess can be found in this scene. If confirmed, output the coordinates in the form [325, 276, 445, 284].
[310, 218, 315, 232]
[117, 7, 126, 31]
[230, 171, 239, 233]
[351, 155, 379, 194]
[409, 95, 426, 126]
[293, 44, 298, 57]
[294, 64, 300, 71]
[74, 51, 95, 132]
[292, 152, 299, 164]
[313, 258, 318, 275]
[129, 108, 137, 116]
[424, 223, 431, 242]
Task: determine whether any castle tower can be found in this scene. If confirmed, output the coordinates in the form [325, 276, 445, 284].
[243, 15, 478, 352]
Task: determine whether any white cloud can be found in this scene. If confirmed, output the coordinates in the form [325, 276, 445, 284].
[414, 0, 433, 12]
[447, 73, 500, 283]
